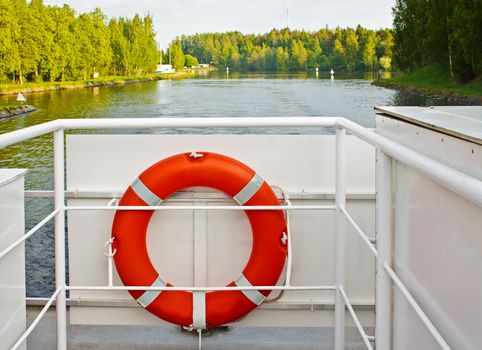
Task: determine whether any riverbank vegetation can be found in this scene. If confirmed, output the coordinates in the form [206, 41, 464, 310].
[0, 75, 158, 95]
[0, 71, 196, 96]
[0, 0, 160, 84]
[375, 65, 482, 103]
[169, 27, 394, 72]
[383, 0, 481, 99]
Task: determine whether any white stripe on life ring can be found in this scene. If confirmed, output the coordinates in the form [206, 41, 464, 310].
[192, 292, 206, 330]
[234, 274, 265, 305]
[131, 177, 163, 206]
[136, 275, 167, 308]
[233, 173, 264, 205]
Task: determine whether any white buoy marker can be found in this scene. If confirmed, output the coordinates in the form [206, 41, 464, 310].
[17, 92, 26, 102]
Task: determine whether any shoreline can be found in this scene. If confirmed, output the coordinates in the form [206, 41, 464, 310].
[0, 104, 37, 119]
[372, 80, 482, 105]
[372, 66, 482, 105]
[0, 71, 197, 96]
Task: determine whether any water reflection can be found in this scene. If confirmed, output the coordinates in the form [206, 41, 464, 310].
[0, 72, 461, 296]
[199, 70, 397, 81]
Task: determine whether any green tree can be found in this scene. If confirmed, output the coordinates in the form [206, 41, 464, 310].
[170, 42, 185, 70]
[184, 54, 199, 67]
[332, 37, 345, 69]
[0, 0, 19, 81]
[109, 18, 130, 75]
[276, 47, 289, 71]
[0, 2, 160, 83]
[30, 0, 54, 82]
[48, 5, 76, 81]
[109, 15, 159, 76]
[290, 39, 308, 70]
[393, 0, 480, 82]
[12, 0, 41, 83]
[379, 56, 391, 71]
[343, 29, 359, 71]
[450, 0, 482, 81]
[74, 9, 112, 80]
[361, 31, 377, 71]
[177, 27, 394, 73]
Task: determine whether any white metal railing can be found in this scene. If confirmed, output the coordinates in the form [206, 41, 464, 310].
[0, 208, 59, 261]
[64, 205, 336, 211]
[10, 288, 62, 350]
[0, 116, 480, 350]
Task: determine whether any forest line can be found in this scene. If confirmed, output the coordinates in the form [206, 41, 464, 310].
[392, 0, 481, 82]
[168, 27, 394, 73]
[0, 0, 159, 84]
[1, 0, 479, 89]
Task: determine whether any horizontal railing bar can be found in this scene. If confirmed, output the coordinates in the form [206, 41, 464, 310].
[0, 120, 60, 149]
[1, 116, 479, 206]
[66, 285, 337, 292]
[26, 298, 375, 310]
[339, 287, 374, 350]
[57, 116, 339, 130]
[25, 190, 376, 200]
[341, 207, 378, 258]
[384, 263, 451, 350]
[338, 118, 482, 208]
[10, 287, 62, 350]
[65, 205, 337, 211]
[0, 117, 338, 150]
[0, 208, 59, 260]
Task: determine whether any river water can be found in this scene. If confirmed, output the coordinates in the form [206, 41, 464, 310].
[0, 72, 448, 296]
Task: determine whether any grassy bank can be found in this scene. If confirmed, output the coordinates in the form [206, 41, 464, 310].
[0, 71, 196, 96]
[374, 65, 482, 104]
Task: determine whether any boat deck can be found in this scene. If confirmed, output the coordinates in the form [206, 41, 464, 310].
[27, 308, 372, 350]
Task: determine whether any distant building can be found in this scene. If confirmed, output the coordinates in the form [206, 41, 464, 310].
[92, 71, 99, 79]
[192, 63, 210, 69]
[155, 64, 174, 74]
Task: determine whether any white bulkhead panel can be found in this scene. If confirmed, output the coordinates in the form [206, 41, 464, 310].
[376, 111, 482, 350]
[0, 169, 26, 350]
[66, 135, 376, 327]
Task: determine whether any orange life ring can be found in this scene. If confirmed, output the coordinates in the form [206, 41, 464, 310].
[112, 152, 287, 328]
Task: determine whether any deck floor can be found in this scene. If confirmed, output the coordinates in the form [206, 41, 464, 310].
[27, 308, 372, 350]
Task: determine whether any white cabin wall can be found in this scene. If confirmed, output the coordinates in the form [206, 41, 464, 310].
[377, 114, 482, 350]
[0, 170, 27, 350]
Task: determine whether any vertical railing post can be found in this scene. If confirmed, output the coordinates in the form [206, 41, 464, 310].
[54, 129, 67, 350]
[335, 127, 346, 350]
[194, 201, 207, 288]
[375, 149, 393, 350]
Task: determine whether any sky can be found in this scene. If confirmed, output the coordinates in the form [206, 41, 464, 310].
[43, 0, 396, 48]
